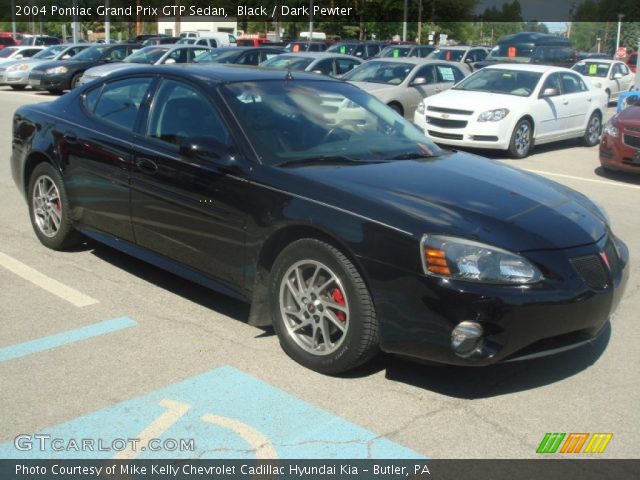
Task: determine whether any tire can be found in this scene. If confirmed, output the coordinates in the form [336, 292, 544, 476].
[388, 102, 403, 116]
[27, 162, 82, 250]
[10, 85, 26, 90]
[270, 239, 379, 374]
[70, 73, 82, 90]
[47, 89, 63, 94]
[508, 118, 533, 159]
[582, 112, 602, 147]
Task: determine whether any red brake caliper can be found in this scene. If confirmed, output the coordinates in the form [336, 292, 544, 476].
[331, 288, 347, 322]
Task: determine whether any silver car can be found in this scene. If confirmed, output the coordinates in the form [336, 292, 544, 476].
[260, 52, 363, 77]
[0, 44, 90, 90]
[78, 45, 212, 86]
[342, 58, 468, 119]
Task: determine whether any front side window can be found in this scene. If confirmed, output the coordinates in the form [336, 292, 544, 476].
[541, 73, 563, 95]
[260, 55, 314, 71]
[146, 79, 230, 148]
[561, 73, 587, 93]
[312, 59, 334, 75]
[435, 65, 459, 83]
[335, 58, 359, 75]
[92, 77, 153, 132]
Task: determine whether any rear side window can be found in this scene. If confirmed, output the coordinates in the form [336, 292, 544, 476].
[92, 77, 153, 132]
[561, 73, 587, 93]
[435, 65, 459, 83]
[336, 58, 360, 75]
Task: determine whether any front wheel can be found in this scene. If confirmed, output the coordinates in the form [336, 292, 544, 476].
[508, 119, 533, 159]
[270, 239, 378, 374]
[582, 112, 602, 147]
[27, 163, 82, 250]
[10, 85, 26, 90]
[70, 73, 82, 90]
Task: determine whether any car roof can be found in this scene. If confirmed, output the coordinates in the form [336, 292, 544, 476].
[575, 58, 617, 64]
[365, 57, 454, 65]
[484, 64, 572, 73]
[114, 63, 341, 83]
[277, 52, 360, 59]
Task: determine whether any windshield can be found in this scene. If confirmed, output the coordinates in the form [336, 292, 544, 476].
[427, 49, 465, 61]
[342, 61, 414, 85]
[177, 38, 195, 45]
[260, 55, 314, 70]
[380, 46, 412, 58]
[453, 68, 542, 97]
[73, 46, 110, 61]
[33, 45, 67, 59]
[572, 62, 610, 78]
[486, 43, 534, 62]
[193, 49, 240, 64]
[124, 46, 169, 64]
[0, 47, 19, 58]
[221, 80, 440, 166]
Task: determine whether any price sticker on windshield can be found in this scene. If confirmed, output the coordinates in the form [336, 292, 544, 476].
[588, 64, 598, 75]
[393, 49, 399, 58]
[508, 46, 516, 57]
[340, 46, 346, 54]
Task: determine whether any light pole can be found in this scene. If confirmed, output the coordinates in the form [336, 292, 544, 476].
[104, 0, 110, 43]
[615, 13, 624, 58]
[309, 0, 314, 46]
[596, 37, 601, 53]
[11, 0, 16, 38]
[402, 0, 408, 42]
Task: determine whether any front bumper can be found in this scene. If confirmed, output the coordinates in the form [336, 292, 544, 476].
[413, 109, 512, 150]
[29, 70, 70, 91]
[600, 131, 640, 174]
[0, 67, 30, 85]
[362, 234, 629, 366]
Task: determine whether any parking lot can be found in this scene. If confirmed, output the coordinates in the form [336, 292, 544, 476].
[1, 86, 639, 460]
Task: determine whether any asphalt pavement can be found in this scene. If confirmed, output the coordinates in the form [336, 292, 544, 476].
[0, 87, 638, 460]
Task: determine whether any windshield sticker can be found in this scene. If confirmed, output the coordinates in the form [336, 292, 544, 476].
[340, 46, 346, 54]
[508, 46, 516, 57]
[588, 64, 598, 75]
[393, 49, 399, 58]
[439, 67, 455, 81]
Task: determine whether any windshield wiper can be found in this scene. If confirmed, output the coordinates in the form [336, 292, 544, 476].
[274, 155, 372, 168]
[390, 152, 439, 160]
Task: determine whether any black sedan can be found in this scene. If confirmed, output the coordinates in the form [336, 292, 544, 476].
[11, 65, 628, 374]
[193, 46, 285, 66]
[29, 43, 139, 92]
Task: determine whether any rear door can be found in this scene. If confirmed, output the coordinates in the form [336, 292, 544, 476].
[129, 77, 248, 288]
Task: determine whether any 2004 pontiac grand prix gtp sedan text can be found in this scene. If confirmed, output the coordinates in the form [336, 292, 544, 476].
[11, 65, 628, 374]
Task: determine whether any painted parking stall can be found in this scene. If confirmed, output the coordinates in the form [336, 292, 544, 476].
[0, 366, 422, 459]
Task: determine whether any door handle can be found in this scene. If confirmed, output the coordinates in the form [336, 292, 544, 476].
[562, 99, 569, 105]
[136, 158, 158, 174]
[63, 132, 78, 143]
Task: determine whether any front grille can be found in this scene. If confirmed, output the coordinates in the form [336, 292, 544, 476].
[428, 130, 463, 140]
[427, 106, 474, 116]
[426, 116, 468, 129]
[571, 254, 608, 289]
[623, 134, 640, 149]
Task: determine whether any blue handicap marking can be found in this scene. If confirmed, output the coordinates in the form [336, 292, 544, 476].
[0, 317, 137, 363]
[0, 366, 424, 459]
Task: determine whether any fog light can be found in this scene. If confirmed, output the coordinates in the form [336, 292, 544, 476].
[451, 321, 484, 357]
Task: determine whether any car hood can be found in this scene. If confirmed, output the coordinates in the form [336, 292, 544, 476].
[616, 105, 640, 128]
[35, 59, 97, 71]
[424, 88, 529, 111]
[279, 151, 606, 251]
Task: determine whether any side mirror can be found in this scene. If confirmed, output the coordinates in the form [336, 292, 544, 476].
[540, 87, 558, 97]
[613, 72, 623, 79]
[464, 57, 473, 63]
[14, 54, 23, 59]
[61, 54, 71, 60]
[411, 77, 428, 86]
[311, 69, 323, 74]
[179, 136, 235, 165]
[164, 58, 176, 64]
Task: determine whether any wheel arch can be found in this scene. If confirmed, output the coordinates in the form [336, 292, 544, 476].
[387, 101, 404, 116]
[23, 150, 57, 195]
[247, 223, 370, 327]
[519, 114, 536, 138]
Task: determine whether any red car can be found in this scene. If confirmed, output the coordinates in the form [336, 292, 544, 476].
[626, 52, 638, 73]
[0, 32, 17, 50]
[600, 97, 640, 173]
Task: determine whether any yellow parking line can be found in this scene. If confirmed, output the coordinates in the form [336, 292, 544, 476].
[0, 251, 98, 307]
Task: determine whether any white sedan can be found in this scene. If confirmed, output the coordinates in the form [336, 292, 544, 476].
[413, 64, 608, 158]
[0, 46, 43, 64]
[571, 59, 635, 104]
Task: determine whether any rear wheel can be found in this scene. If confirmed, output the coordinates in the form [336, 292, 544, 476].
[47, 89, 63, 95]
[10, 85, 26, 90]
[387, 102, 403, 116]
[27, 163, 82, 250]
[582, 112, 602, 147]
[270, 239, 378, 374]
[508, 119, 533, 158]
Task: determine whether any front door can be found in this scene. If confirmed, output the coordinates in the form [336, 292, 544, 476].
[130, 78, 248, 288]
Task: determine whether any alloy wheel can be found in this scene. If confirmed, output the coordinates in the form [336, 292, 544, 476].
[31, 175, 62, 238]
[279, 260, 350, 356]
[515, 123, 531, 156]
[587, 115, 601, 145]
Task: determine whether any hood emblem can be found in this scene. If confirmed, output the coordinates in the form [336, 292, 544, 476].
[441, 113, 450, 119]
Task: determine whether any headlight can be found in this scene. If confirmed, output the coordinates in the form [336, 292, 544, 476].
[45, 66, 68, 75]
[416, 101, 425, 115]
[421, 234, 542, 284]
[603, 120, 619, 138]
[477, 108, 509, 122]
[7, 63, 29, 72]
